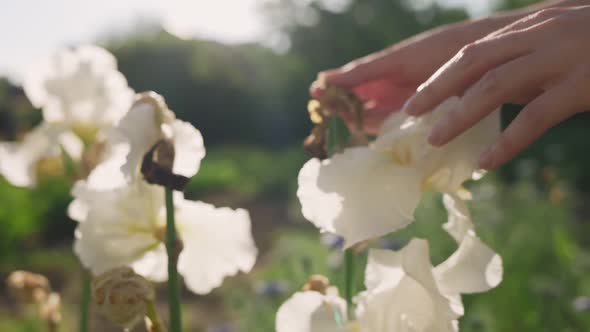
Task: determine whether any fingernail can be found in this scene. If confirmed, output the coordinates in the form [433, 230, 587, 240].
[478, 145, 496, 169]
[427, 124, 447, 146]
[404, 95, 419, 115]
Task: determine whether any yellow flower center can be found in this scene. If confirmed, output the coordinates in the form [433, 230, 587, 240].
[391, 145, 413, 166]
[35, 156, 64, 180]
[307, 99, 324, 124]
[72, 123, 99, 146]
[153, 224, 167, 243]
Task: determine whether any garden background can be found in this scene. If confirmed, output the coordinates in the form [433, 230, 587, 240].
[1, 0, 590, 331]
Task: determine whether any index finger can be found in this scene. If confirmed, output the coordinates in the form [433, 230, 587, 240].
[310, 49, 398, 98]
[404, 31, 533, 116]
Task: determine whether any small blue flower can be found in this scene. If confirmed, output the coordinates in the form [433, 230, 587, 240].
[321, 233, 345, 250]
[254, 280, 290, 297]
[207, 323, 234, 332]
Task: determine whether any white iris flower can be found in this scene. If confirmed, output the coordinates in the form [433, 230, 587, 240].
[297, 97, 500, 246]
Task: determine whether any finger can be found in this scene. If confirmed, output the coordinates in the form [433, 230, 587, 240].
[310, 50, 400, 98]
[404, 28, 538, 117]
[509, 89, 543, 105]
[404, 31, 534, 116]
[427, 53, 558, 146]
[487, 7, 569, 38]
[478, 78, 586, 170]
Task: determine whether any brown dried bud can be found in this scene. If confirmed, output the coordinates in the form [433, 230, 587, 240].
[141, 139, 190, 190]
[92, 267, 155, 329]
[6, 271, 51, 305]
[303, 124, 328, 160]
[302, 274, 331, 295]
[39, 292, 62, 330]
[303, 85, 367, 158]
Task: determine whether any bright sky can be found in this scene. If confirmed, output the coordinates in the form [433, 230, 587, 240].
[0, 0, 266, 81]
[0, 0, 489, 82]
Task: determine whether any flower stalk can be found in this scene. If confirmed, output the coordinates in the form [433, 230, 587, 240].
[304, 88, 366, 315]
[325, 115, 357, 317]
[344, 249, 356, 318]
[146, 299, 167, 332]
[165, 187, 182, 332]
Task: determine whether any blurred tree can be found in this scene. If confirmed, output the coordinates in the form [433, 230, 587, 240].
[0, 78, 39, 141]
[102, 1, 470, 148]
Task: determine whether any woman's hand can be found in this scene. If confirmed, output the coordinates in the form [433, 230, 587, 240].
[404, 5, 590, 170]
[310, 14, 522, 133]
[309, 1, 585, 133]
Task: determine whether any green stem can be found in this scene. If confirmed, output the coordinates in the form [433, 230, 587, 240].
[344, 249, 356, 318]
[48, 321, 59, 332]
[146, 299, 167, 332]
[164, 188, 182, 332]
[79, 270, 91, 332]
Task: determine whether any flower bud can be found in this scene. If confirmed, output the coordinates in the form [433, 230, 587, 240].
[141, 138, 190, 190]
[92, 267, 155, 329]
[6, 270, 51, 304]
[303, 124, 328, 160]
[302, 274, 331, 295]
[39, 292, 62, 329]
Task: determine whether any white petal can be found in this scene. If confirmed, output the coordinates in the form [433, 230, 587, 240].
[68, 182, 91, 222]
[0, 123, 63, 187]
[276, 291, 348, 332]
[434, 233, 503, 294]
[297, 148, 421, 247]
[68, 146, 129, 221]
[117, 102, 162, 180]
[356, 277, 457, 332]
[24, 45, 133, 127]
[170, 120, 205, 178]
[74, 182, 164, 275]
[374, 97, 500, 193]
[131, 244, 168, 282]
[377, 110, 411, 137]
[358, 241, 459, 332]
[176, 200, 257, 294]
[58, 131, 84, 161]
[423, 99, 500, 192]
[365, 241, 439, 294]
[442, 194, 474, 243]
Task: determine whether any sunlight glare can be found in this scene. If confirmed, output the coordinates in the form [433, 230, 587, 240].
[163, 0, 267, 43]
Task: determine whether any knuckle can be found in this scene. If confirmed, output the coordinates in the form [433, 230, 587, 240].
[532, 8, 561, 20]
[415, 83, 439, 107]
[457, 43, 481, 69]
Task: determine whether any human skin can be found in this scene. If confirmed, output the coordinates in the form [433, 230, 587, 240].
[404, 4, 590, 169]
[311, 0, 590, 169]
